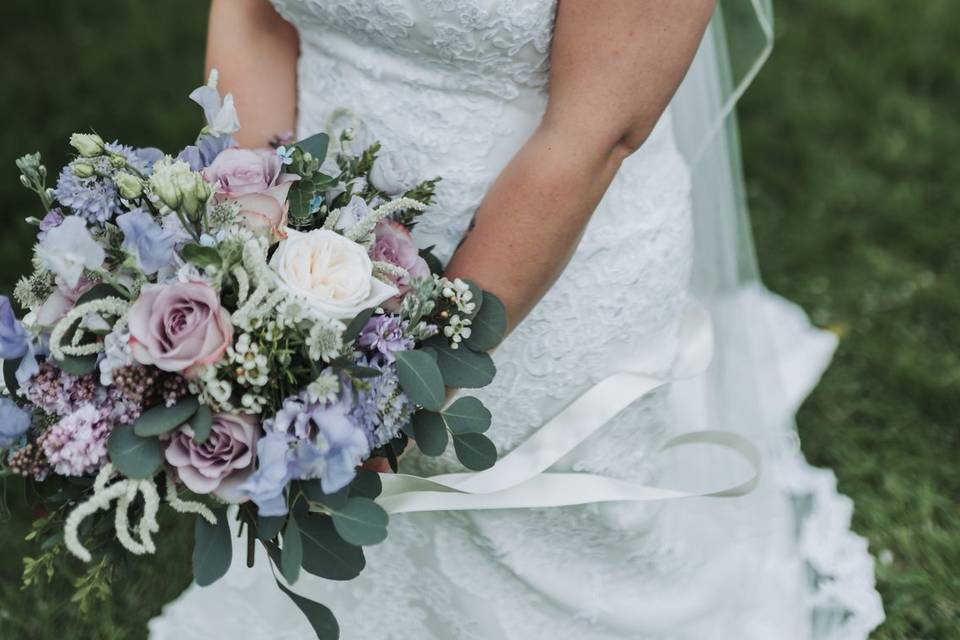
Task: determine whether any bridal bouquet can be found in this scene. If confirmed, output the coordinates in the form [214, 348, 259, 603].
[0, 73, 505, 637]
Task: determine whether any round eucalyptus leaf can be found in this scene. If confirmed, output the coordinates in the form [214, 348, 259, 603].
[190, 404, 213, 444]
[107, 426, 164, 479]
[428, 341, 496, 389]
[395, 350, 445, 411]
[465, 291, 507, 352]
[133, 395, 199, 438]
[193, 508, 232, 587]
[299, 515, 366, 580]
[53, 355, 98, 376]
[349, 469, 383, 500]
[76, 283, 127, 304]
[302, 479, 350, 510]
[453, 432, 498, 471]
[256, 515, 287, 541]
[280, 516, 303, 585]
[412, 410, 449, 456]
[442, 396, 492, 435]
[331, 497, 389, 547]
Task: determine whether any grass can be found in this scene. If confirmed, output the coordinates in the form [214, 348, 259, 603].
[0, 1, 957, 638]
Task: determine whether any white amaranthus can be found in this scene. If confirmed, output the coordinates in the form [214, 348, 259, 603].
[49, 297, 129, 360]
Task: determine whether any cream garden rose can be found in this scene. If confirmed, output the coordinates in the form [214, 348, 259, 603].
[269, 228, 397, 320]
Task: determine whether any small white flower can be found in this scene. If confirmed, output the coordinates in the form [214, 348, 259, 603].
[306, 370, 340, 404]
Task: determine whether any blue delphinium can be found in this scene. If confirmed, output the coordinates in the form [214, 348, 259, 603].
[242, 391, 371, 516]
[115, 208, 176, 275]
[350, 356, 415, 449]
[0, 397, 31, 448]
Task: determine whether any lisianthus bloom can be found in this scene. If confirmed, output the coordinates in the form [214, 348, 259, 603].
[127, 281, 233, 378]
[270, 228, 397, 320]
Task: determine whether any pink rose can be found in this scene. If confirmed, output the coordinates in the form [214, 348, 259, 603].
[370, 219, 431, 309]
[165, 413, 257, 502]
[204, 148, 297, 239]
[128, 282, 233, 378]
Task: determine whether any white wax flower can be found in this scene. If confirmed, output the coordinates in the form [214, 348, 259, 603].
[36, 216, 105, 288]
[269, 228, 397, 320]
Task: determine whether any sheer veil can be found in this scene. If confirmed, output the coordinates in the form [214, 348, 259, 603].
[667, 2, 885, 636]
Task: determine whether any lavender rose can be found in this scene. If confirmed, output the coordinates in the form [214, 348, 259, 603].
[370, 219, 431, 309]
[165, 413, 257, 502]
[128, 282, 233, 378]
[203, 148, 297, 239]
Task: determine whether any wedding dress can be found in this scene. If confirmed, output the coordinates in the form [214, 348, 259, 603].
[150, 1, 884, 638]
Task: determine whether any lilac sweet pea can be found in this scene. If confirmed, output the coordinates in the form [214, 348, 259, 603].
[178, 134, 234, 171]
[0, 296, 39, 386]
[116, 208, 176, 275]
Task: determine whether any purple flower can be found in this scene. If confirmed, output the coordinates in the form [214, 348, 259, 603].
[41, 405, 111, 476]
[116, 208, 176, 275]
[358, 315, 414, 364]
[178, 134, 234, 171]
[349, 356, 414, 448]
[54, 164, 124, 224]
[0, 296, 29, 361]
[165, 413, 257, 502]
[242, 391, 371, 516]
[37, 209, 64, 241]
[0, 397, 31, 448]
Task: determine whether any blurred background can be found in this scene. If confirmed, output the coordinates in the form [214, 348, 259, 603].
[0, 1, 957, 638]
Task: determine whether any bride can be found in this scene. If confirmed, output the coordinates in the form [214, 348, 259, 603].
[151, 0, 884, 638]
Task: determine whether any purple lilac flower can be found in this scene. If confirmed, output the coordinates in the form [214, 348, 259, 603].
[37, 208, 65, 241]
[0, 397, 31, 448]
[178, 134, 234, 171]
[116, 208, 176, 274]
[358, 315, 414, 365]
[20, 363, 140, 424]
[242, 391, 371, 516]
[41, 404, 111, 476]
[54, 163, 124, 224]
[350, 356, 415, 449]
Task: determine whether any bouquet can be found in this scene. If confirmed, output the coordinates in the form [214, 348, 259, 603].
[0, 71, 506, 637]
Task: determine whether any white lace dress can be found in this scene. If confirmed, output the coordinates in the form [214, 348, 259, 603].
[149, 1, 884, 638]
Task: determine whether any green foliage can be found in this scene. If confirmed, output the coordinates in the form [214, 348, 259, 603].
[298, 515, 365, 581]
[106, 426, 164, 479]
[132, 395, 199, 437]
[425, 338, 496, 388]
[395, 350, 445, 411]
[329, 498, 389, 547]
[192, 509, 232, 587]
[464, 291, 507, 351]
[275, 579, 340, 640]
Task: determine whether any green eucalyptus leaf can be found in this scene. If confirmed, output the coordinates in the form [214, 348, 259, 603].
[190, 404, 213, 444]
[395, 350, 445, 411]
[464, 291, 507, 352]
[299, 515, 366, 580]
[349, 470, 383, 500]
[452, 432, 498, 471]
[281, 516, 303, 584]
[302, 479, 349, 510]
[330, 497, 389, 547]
[193, 508, 232, 587]
[342, 307, 375, 344]
[426, 340, 496, 389]
[53, 354, 98, 376]
[257, 515, 287, 541]
[107, 426, 164, 479]
[275, 579, 340, 640]
[411, 410, 449, 456]
[296, 132, 330, 162]
[442, 396, 492, 435]
[133, 395, 199, 437]
[181, 243, 222, 270]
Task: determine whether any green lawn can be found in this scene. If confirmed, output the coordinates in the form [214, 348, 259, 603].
[0, 1, 957, 638]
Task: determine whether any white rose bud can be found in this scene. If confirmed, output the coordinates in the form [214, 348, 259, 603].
[69, 133, 105, 158]
[114, 172, 143, 200]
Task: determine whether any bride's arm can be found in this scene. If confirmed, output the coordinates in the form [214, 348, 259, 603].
[445, 0, 715, 331]
[205, 0, 299, 148]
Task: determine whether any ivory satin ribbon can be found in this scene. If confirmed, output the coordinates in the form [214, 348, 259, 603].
[376, 303, 761, 515]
